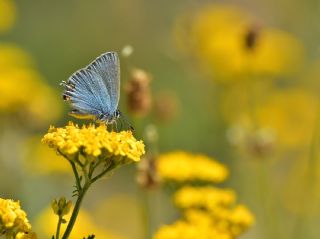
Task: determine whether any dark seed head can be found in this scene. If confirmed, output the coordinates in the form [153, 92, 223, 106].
[244, 25, 260, 51]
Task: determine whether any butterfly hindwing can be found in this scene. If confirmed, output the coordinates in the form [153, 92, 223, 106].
[62, 67, 112, 119]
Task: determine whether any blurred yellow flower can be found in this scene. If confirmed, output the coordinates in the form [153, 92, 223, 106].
[93, 195, 144, 239]
[154, 206, 254, 239]
[175, 4, 304, 80]
[0, 198, 36, 238]
[0, 43, 62, 126]
[0, 0, 16, 33]
[34, 206, 123, 239]
[157, 151, 228, 183]
[155, 151, 254, 239]
[24, 135, 70, 174]
[16, 232, 37, 239]
[0, 43, 33, 70]
[153, 220, 232, 239]
[255, 89, 318, 148]
[174, 186, 236, 210]
[227, 89, 318, 152]
[185, 206, 254, 237]
[42, 122, 145, 163]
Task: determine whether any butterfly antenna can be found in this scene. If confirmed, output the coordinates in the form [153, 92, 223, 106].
[119, 111, 134, 131]
[115, 120, 118, 132]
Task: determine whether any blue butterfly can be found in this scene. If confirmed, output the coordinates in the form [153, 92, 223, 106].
[61, 52, 131, 129]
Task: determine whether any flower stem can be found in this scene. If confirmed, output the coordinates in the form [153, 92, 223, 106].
[55, 216, 63, 239]
[61, 183, 90, 239]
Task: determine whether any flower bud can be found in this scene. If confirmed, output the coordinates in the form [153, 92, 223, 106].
[51, 197, 72, 217]
[136, 154, 160, 189]
[125, 69, 152, 117]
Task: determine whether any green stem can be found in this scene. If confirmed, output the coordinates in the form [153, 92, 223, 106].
[69, 160, 82, 191]
[55, 216, 63, 239]
[91, 161, 115, 183]
[141, 190, 151, 239]
[61, 183, 90, 239]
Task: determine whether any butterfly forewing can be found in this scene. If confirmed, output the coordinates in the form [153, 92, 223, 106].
[62, 51, 120, 122]
[86, 52, 120, 113]
[63, 65, 111, 119]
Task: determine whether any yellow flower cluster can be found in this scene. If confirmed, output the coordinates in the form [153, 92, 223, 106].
[178, 188, 254, 236]
[0, 43, 62, 126]
[42, 122, 145, 163]
[154, 220, 232, 239]
[175, 4, 304, 80]
[174, 186, 235, 210]
[0, 0, 16, 33]
[0, 198, 37, 239]
[154, 199, 254, 239]
[185, 207, 254, 237]
[157, 151, 228, 183]
[24, 135, 71, 175]
[154, 152, 254, 238]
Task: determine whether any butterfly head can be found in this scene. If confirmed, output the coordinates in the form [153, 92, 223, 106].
[97, 110, 121, 124]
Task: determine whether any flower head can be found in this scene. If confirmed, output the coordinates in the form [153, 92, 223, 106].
[175, 4, 304, 80]
[0, 43, 62, 126]
[42, 122, 145, 163]
[0, 198, 36, 238]
[174, 186, 236, 210]
[157, 151, 228, 183]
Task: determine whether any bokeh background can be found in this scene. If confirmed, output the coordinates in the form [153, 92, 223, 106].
[1, 0, 320, 238]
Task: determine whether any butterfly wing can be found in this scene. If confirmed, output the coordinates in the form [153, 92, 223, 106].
[62, 67, 112, 119]
[86, 52, 120, 114]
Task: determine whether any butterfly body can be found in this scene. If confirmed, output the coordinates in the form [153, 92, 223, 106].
[61, 52, 123, 125]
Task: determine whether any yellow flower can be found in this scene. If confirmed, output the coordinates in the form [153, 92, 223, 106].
[16, 232, 37, 239]
[0, 43, 33, 70]
[0, 0, 16, 33]
[153, 219, 232, 239]
[226, 88, 318, 152]
[42, 122, 145, 163]
[93, 194, 145, 239]
[174, 186, 236, 210]
[185, 207, 254, 237]
[0, 43, 62, 126]
[227, 205, 255, 233]
[24, 135, 70, 175]
[0, 198, 36, 238]
[154, 206, 254, 239]
[175, 4, 304, 80]
[157, 151, 228, 183]
[34, 206, 124, 239]
[255, 89, 318, 148]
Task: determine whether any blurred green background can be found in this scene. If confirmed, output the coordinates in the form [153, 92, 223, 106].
[2, 0, 320, 238]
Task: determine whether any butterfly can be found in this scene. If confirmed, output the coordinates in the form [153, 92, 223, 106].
[61, 52, 132, 129]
